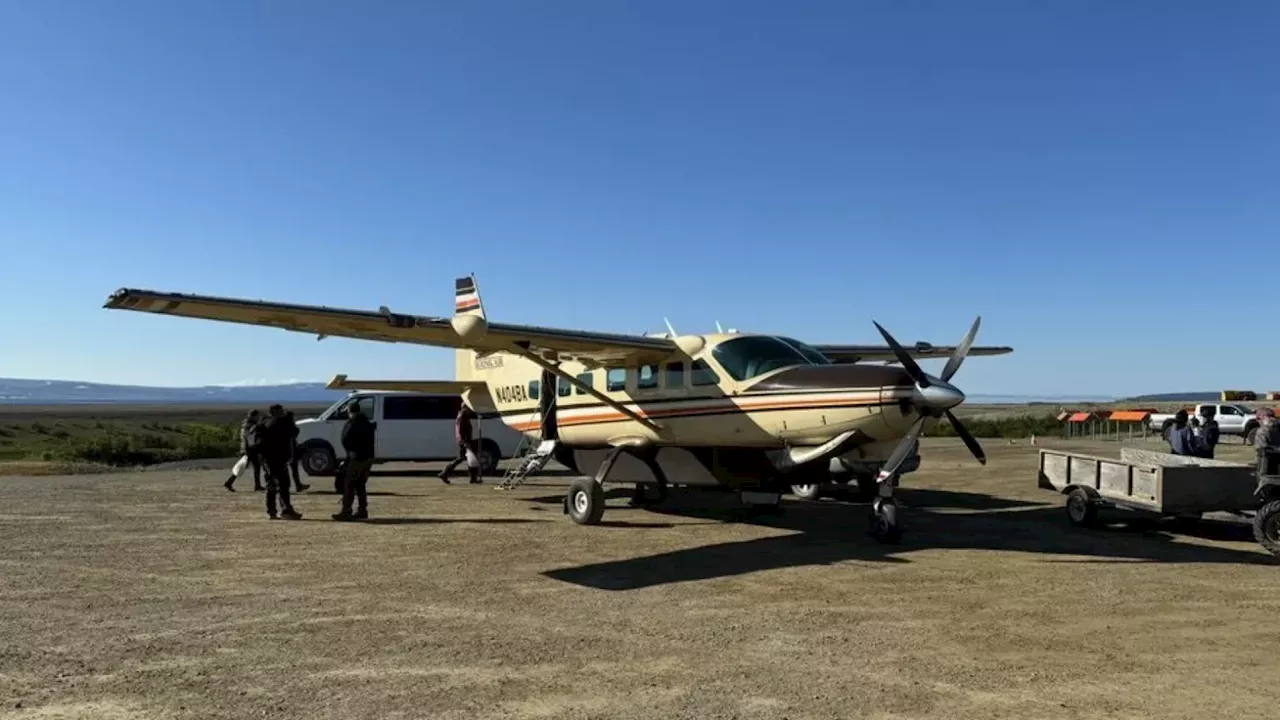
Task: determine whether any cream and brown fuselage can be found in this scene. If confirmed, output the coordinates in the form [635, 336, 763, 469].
[455, 336, 928, 488]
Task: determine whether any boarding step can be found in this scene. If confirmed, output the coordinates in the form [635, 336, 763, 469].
[496, 439, 558, 490]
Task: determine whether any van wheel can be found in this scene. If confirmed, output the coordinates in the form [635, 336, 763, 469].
[790, 483, 822, 501]
[478, 440, 501, 476]
[300, 445, 337, 476]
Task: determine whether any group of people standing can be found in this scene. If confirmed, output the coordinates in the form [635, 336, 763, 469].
[221, 402, 381, 522]
[224, 405, 309, 519]
[1167, 407, 1221, 459]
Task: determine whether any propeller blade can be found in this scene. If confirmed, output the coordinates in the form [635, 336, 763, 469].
[880, 417, 926, 478]
[945, 410, 986, 465]
[872, 321, 930, 388]
[940, 316, 981, 383]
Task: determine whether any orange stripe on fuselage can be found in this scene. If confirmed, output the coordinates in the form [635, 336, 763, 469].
[507, 395, 888, 432]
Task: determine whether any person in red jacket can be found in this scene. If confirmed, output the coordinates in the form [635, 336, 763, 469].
[438, 406, 481, 484]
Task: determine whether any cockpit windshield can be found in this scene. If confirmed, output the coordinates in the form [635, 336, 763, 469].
[711, 335, 825, 382]
[776, 337, 832, 366]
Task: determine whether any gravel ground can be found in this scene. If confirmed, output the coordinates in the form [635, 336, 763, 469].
[1, 438, 1277, 720]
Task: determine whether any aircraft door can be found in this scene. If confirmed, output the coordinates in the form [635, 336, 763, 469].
[540, 368, 559, 440]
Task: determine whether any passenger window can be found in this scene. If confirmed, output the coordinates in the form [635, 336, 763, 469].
[636, 364, 659, 390]
[665, 361, 685, 389]
[1219, 406, 1237, 416]
[691, 360, 720, 387]
[558, 376, 572, 397]
[574, 372, 594, 395]
[606, 367, 626, 392]
[529, 380, 540, 400]
[330, 396, 377, 421]
[383, 395, 459, 420]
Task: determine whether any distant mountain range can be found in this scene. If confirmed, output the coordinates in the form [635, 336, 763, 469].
[0, 377, 1130, 406]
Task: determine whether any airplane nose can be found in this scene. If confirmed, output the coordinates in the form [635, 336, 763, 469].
[912, 376, 965, 412]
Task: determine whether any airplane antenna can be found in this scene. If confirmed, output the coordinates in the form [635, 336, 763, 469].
[663, 317, 678, 337]
[715, 320, 724, 333]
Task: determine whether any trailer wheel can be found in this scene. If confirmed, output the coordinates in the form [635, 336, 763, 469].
[1252, 501, 1280, 558]
[1065, 488, 1099, 528]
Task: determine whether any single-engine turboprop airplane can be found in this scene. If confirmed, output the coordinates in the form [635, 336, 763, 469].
[102, 275, 1011, 543]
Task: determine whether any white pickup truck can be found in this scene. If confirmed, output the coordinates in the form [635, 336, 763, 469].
[1148, 403, 1261, 444]
[294, 390, 525, 479]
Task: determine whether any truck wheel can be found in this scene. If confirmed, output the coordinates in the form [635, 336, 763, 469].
[790, 483, 822, 501]
[300, 445, 337, 477]
[478, 440, 501, 476]
[1252, 501, 1280, 558]
[1065, 488, 1100, 528]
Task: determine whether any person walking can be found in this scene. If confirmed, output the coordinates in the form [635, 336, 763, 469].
[224, 409, 264, 492]
[333, 401, 376, 521]
[259, 404, 302, 520]
[437, 406, 481, 485]
[1256, 409, 1280, 477]
[1167, 410, 1202, 457]
[1198, 406, 1220, 459]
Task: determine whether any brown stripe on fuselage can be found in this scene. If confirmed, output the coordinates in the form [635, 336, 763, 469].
[507, 395, 891, 432]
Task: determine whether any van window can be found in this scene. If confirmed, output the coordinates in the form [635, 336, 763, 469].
[574, 372, 594, 395]
[529, 380, 540, 400]
[665, 361, 684, 389]
[558, 376, 572, 397]
[637, 364, 659, 390]
[330, 395, 377, 421]
[383, 395, 460, 420]
[606, 367, 626, 392]
[691, 360, 720, 387]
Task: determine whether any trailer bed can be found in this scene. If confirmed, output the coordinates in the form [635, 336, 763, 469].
[1038, 447, 1258, 515]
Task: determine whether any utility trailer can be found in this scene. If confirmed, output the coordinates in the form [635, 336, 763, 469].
[1037, 447, 1280, 558]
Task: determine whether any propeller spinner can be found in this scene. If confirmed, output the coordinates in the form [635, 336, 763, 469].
[873, 317, 987, 479]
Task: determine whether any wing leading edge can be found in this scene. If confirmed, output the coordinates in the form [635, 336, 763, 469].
[103, 287, 678, 366]
[814, 343, 1013, 365]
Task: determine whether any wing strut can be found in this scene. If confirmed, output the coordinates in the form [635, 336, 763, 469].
[511, 343, 662, 433]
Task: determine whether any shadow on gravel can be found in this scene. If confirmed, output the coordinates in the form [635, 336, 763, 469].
[541, 484, 1278, 591]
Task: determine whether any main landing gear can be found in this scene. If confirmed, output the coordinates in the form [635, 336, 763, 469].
[564, 446, 670, 525]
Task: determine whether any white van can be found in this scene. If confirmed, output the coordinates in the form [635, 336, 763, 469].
[294, 390, 525, 478]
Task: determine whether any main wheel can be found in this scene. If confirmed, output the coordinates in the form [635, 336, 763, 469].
[1252, 501, 1280, 558]
[566, 477, 605, 525]
[870, 500, 902, 544]
[477, 440, 502, 476]
[790, 483, 822, 501]
[1065, 488, 1100, 528]
[300, 444, 337, 477]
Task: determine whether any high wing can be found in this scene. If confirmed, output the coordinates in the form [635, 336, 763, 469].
[325, 375, 486, 394]
[103, 287, 678, 367]
[815, 343, 1013, 365]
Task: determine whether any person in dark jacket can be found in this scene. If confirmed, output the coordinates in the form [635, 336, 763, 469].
[283, 410, 310, 493]
[437, 406, 480, 485]
[1256, 409, 1280, 477]
[1167, 410, 1202, 457]
[224, 409, 264, 492]
[1197, 406, 1220, 459]
[333, 402, 376, 521]
[259, 404, 303, 520]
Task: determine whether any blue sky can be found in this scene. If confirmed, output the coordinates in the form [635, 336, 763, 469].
[1, 1, 1276, 397]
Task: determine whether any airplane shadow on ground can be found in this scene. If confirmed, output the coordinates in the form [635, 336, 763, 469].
[302, 517, 550, 526]
[538, 485, 1277, 591]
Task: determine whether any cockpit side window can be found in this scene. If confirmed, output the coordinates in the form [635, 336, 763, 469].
[711, 336, 811, 382]
[777, 337, 832, 365]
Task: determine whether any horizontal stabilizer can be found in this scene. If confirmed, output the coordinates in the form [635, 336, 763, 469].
[326, 374, 487, 394]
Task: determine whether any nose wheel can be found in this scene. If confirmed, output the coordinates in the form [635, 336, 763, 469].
[869, 474, 903, 544]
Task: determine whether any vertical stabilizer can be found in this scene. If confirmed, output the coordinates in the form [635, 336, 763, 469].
[454, 274, 485, 319]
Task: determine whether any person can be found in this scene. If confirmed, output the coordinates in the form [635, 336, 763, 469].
[224, 410, 264, 492]
[259, 404, 302, 520]
[333, 401, 376, 521]
[1198, 406, 1220, 459]
[1167, 409, 1201, 457]
[1256, 409, 1280, 477]
[283, 410, 310, 493]
[437, 406, 481, 485]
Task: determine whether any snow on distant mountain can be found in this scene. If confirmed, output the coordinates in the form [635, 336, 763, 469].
[0, 378, 345, 405]
[0, 377, 1115, 406]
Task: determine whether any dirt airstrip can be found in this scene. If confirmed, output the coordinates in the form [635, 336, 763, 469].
[1, 438, 1277, 719]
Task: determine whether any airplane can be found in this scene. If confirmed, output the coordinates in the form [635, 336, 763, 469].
[102, 275, 1012, 543]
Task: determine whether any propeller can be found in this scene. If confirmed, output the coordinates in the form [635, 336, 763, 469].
[874, 317, 987, 479]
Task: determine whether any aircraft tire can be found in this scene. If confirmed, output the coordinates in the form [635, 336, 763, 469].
[870, 500, 902, 544]
[566, 477, 605, 525]
[790, 483, 822, 501]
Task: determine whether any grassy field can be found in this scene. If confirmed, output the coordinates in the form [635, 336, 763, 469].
[0, 438, 1275, 719]
[2, 400, 1276, 474]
